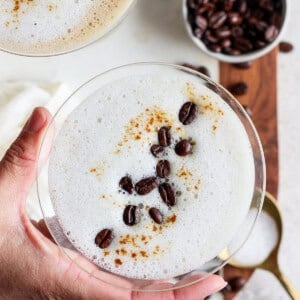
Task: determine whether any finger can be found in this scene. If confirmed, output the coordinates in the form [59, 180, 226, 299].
[30, 219, 226, 300]
[28, 217, 134, 299]
[133, 274, 227, 300]
[42, 248, 132, 300]
[0, 107, 52, 208]
[26, 221, 133, 299]
[132, 283, 174, 300]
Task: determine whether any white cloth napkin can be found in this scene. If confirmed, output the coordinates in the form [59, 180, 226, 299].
[0, 81, 69, 220]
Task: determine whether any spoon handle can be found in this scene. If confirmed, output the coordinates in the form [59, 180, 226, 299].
[273, 270, 300, 300]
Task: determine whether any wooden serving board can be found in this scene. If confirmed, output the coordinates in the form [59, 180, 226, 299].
[219, 48, 279, 299]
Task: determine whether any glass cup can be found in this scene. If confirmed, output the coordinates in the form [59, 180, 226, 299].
[36, 62, 266, 292]
[0, 0, 136, 57]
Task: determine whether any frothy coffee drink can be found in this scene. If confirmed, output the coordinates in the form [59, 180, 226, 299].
[49, 70, 255, 280]
[0, 0, 133, 55]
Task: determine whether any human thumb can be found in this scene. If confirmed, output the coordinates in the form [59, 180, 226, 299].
[0, 107, 52, 210]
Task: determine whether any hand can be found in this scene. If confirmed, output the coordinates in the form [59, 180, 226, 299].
[0, 107, 227, 300]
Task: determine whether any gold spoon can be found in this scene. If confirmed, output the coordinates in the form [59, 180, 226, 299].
[228, 192, 300, 300]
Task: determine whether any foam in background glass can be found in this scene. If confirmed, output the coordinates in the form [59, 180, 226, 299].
[0, 0, 136, 57]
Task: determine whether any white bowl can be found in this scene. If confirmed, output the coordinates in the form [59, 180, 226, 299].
[182, 0, 289, 63]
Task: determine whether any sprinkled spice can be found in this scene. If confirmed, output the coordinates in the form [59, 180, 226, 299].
[166, 214, 177, 224]
[114, 259, 122, 266]
[120, 248, 127, 255]
[140, 251, 148, 258]
[177, 166, 192, 179]
[114, 106, 174, 153]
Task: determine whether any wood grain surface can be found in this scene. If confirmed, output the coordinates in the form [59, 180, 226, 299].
[219, 48, 278, 299]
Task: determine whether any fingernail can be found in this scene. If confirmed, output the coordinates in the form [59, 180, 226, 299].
[212, 279, 228, 294]
[26, 107, 46, 133]
[202, 278, 228, 299]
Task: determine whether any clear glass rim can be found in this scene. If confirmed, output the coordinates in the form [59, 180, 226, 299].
[36, 62, 266, 292]
[0, 0, 136, 58]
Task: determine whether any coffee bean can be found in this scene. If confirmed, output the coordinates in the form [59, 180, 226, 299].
[233, 61, 253, 69]
[205, 5, 215, 18]
[95, 229, 114, 249]
[244, 9, 251, 19]
[195, 15, 208, 32]
[150, 144, 164, 158]
[158, 126, 171, 147]
[255, 20, 268, 32]
[236, 0, 247, 14]
[255, 40, 266, 48]
[265, 25, 279, 42]
[135, 177, 158, 195]
[196, 5, 210, 15]
[228, 82, 248, 95]
[175, 139, 193, 156]
[156, 160, 171, 178]
[247, 29, 257, 40]
[194, 27, 204, 38]
[228, 277, 246, 292]
[231, 26, 244, 38]
[215, 26, 231, 39]
[207, 43, 222, 53]
[228, 12, 243, 25]
[188, 12, 195, 25]
[204, 30, 218, 44]
[119, 176, 133, 194]
[187, 0, 198, 9]
[251, 10, 264, 20]
[270, 13, 283, 28]
[179, 102, 198, 125]
[224, 48, 241, 55]
[279, 41, 294, 53]
[209, 11, 227, 29]
[223, 0, 235, 12]
[246, 15, 256, 26]
[258, 0, 273, 12]
[202, 1, 211, 6]
[181, 64, 210, 77]
[197, 66, 211, 77]
[123, 205, 141, 226]
[158, 183, 176, 206]
[149, 207, 163, 224]
[234, 38, 253, 52]
[274, 1, 283, 11]
[181, 63, 197, 71]
[221, 38, 231, 49]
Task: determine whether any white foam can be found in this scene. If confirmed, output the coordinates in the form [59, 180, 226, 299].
[0, 0, 133, 55]
[48, 72, 255, 280]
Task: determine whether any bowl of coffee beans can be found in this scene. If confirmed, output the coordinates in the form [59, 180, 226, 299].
[183, 0, 288, 63]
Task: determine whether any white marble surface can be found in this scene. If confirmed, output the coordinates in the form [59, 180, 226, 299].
[0, 0, 299, 299]
[235, 1, 300, 298]
[277, 0, 300, 293]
